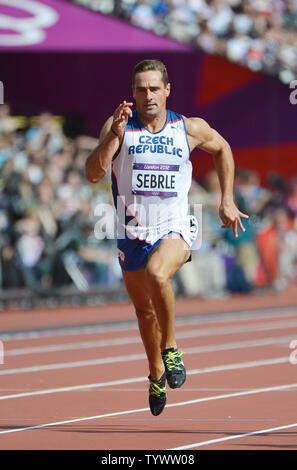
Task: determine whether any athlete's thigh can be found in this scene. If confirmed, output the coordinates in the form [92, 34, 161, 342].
[147, 234, 190, 279]
[121, 268, 154, 312]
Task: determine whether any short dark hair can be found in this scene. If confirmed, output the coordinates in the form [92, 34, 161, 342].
[132, 59, 169, 87]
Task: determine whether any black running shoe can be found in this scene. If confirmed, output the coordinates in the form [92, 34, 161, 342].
[162, 348, 186, 389]
[148, 372, 166, 416]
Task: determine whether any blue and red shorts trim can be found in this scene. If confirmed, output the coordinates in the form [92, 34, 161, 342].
[117, 231, 191, 271]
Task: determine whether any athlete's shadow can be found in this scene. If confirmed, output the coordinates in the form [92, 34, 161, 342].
[44, 424, 297, 448]
[2, 425, 297, 450]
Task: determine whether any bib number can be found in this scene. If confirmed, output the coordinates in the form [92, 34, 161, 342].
[132, 163, 179, 197]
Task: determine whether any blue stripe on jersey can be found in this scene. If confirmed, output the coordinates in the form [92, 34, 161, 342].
[111, 167, 139, 229]
[167, 109, 183, 124]
[111, 168, 118, 210]
[125, 111, 144, 132]
[181, 115, 191, 154]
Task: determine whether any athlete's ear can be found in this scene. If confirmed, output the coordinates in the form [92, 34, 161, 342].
[166, 83, 171, 97]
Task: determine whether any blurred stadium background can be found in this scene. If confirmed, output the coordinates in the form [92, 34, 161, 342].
[0, 0, 296, 309]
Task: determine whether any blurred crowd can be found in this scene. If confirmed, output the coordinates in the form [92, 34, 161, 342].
[0, 105, 122, 293]
[0, 105, 296, 297]
[72, 0, 297, 82]
[180, 167, 297, 297]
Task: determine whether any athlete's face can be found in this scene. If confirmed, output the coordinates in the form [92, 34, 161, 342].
[133, 70, 170, 119]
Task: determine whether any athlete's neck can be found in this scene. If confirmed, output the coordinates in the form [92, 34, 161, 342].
[137, 109, 167, 133]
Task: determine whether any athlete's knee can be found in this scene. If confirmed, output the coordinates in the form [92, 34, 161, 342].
[146, 263, 171, 288]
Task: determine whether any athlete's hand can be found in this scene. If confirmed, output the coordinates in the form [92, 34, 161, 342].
[219, 199, 249, 238]
[111, 101, 133, 136]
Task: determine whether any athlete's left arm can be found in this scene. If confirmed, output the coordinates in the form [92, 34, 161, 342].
[184, 116, 249, 238]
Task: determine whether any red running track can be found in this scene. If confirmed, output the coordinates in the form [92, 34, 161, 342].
[0, 285, 297, 450]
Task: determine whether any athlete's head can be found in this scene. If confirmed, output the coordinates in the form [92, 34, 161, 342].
[132, 60, 170, 119]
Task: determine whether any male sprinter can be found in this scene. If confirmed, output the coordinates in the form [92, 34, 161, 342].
[85, 60, 248, 416]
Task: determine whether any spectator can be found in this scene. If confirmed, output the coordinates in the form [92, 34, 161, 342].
[273, 207, 297, 288]
[14, 213, 45, 289]
[286, 177, 297, 218]
[25, 111, 64, 155]
[0, 104, 16, 134]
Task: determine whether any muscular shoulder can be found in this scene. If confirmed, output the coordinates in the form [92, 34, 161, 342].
[182, 115, 230, 155]
[183, 116, 213, 147]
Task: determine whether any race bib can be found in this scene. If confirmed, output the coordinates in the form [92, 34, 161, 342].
[132, 163, 179, 197]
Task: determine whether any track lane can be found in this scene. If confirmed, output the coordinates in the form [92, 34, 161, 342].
[0, 379, 296, 449]
[0, 298, 296, 450]
[2, 314, 297, 369]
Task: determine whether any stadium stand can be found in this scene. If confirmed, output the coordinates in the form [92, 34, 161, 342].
[70, 0, 297, 83]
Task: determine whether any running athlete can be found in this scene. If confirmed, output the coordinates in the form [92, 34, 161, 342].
[85, 60, 248, 416]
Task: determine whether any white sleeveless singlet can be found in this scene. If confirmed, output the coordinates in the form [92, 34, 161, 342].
[111, 109, 195, 247]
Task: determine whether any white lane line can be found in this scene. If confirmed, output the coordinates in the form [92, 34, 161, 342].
[4, 318, 297, 357]
[1, 306, 296, 341]
[5, 336, 140, 356]
[119, 418, 278, 422]
[0, 356, 291, 401]
[0, 382, 296, 436]
[0, 353, 146, 375]
[187, 356, 289, 376]
[169, 422, 297, 450]
[0, 335, 293, 376]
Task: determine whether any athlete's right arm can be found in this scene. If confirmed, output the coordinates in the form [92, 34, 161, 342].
[85, 101, 133, 183]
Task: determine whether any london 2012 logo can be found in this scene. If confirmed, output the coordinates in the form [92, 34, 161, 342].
[0, 0, 58, 46]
